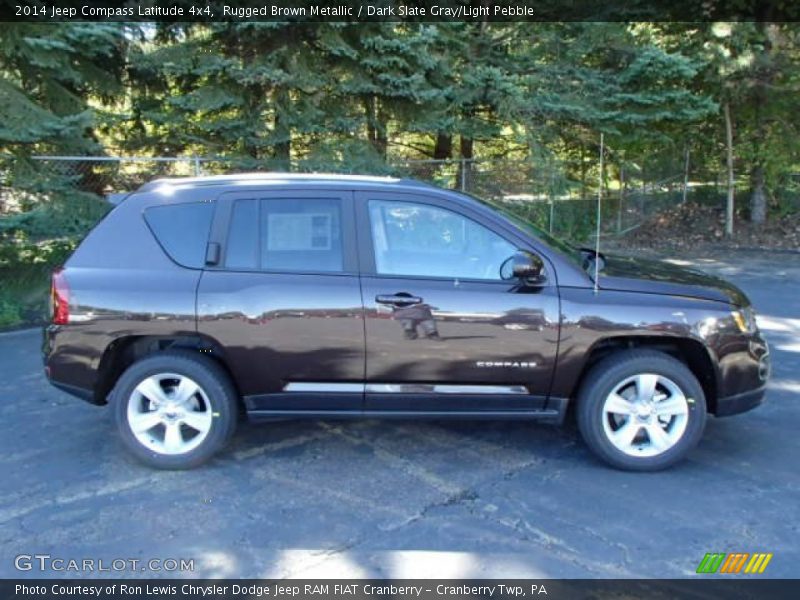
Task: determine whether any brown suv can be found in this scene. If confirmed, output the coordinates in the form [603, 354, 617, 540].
[43, 174, 770, 470]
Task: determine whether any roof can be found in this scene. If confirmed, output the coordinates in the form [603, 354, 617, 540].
[138, 172, 438, 193]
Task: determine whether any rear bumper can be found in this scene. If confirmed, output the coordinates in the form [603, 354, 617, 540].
[50, 379, 95, 403]
[714, 384, 767, 417]
[43, 325, 103, 405]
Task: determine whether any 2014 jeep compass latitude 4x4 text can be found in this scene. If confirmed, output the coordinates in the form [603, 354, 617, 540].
[43, 174, 770, 470]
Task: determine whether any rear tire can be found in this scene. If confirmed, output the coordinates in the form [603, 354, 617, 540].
[110, 351, 238, 469]
[576, 350, 706, 471]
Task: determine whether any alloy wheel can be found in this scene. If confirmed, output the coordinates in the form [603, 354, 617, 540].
[601, 373, 689, 458]
[126, 373, 213, 455]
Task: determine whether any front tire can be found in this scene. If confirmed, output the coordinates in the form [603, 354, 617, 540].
[576, 350, 706, 471]
[110, 351, 238, 469]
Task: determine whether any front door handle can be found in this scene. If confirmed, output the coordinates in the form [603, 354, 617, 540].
[375, 294, 423, 306]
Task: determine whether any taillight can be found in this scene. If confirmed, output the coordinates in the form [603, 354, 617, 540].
[51, 268, 70, 325]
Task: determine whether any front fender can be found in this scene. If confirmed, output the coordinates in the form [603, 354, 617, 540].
[552, 288, 731, 402]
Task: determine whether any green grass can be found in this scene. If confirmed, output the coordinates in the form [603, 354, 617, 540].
[0, 264, 54, 329]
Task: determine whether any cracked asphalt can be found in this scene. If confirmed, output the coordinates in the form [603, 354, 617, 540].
[1, 249, 798, 579]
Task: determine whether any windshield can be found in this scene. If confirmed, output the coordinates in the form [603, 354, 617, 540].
[461, 192, 586, 267]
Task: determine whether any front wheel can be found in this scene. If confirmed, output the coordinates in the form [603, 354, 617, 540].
[110, 351, 238, 469]
[576, 350, 707, 471]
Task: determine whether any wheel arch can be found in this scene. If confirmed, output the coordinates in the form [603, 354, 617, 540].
[94, 334, 241, 407]
[568, 335, 720, 414]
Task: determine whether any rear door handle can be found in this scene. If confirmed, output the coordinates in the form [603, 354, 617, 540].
[375, 294, 422, 305]
[205, 242, 221, 266]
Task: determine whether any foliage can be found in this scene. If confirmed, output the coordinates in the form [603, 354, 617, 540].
[656, 22, 800, 220]
[3, 21, 798, 209]
[0, 292, 22, 328]
[0, 23, 126, 155]
[1, 21, 799, 328]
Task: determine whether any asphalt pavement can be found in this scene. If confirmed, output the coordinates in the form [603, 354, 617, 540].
[0, 250, 798, 579]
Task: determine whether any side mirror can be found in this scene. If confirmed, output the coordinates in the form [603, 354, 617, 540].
[502, 251, 546, 286]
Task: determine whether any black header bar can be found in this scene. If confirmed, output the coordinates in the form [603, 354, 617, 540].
[2, 0, 799, 22]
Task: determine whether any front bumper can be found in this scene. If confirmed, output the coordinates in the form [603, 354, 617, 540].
[714, 336, 770, 417]
[715, 384, 767, 417]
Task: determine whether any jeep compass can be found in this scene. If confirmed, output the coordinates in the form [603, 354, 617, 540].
[43, 174, 770, 470]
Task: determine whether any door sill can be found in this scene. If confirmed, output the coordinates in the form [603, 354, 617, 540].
[246, 405, 567, 425]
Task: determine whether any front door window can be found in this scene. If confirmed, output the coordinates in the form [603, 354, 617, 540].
[368, 200, 517, 280]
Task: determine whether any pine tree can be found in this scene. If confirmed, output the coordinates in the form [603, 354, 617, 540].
[0, 23, 126, 157]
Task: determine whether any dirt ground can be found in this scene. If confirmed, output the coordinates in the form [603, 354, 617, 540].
[612, 202, 800, 253]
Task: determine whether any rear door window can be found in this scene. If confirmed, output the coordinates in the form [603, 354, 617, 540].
[225, 197, 344, 273]
[144, 202, 214, 268]
[225, 199, 259, 269]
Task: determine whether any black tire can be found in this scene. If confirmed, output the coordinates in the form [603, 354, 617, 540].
[576, 350, 706, 471]
[110, 351, 238, 469]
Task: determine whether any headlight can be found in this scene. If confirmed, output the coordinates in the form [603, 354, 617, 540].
[732, 307, 757, 333]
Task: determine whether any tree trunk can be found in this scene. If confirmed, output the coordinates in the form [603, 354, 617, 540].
[364, 96, 388, 160]
[751, 166, 767, 223]
[243, 90, 261, 160]
[273, 90, 291, 171]
[457, 135, 473, 192]
[376, 102, 389, 160]
[749, 21, 772, 225]
[723, 100, 735, 237]
[433, 132, 452, 160]
[579, 146, 588, 200]
[618, 164, 625, 233]
[681, 146, 690, 204]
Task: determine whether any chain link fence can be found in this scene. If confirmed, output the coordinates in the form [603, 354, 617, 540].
[1, 153, 698, 243]
[4, 152, 792, 329]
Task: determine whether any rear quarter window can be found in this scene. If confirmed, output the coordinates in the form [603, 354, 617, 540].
[144, 202, 214, 269]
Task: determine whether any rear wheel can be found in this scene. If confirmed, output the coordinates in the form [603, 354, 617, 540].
[110, 351, 238, 469]
[576, 350, 706, 471]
